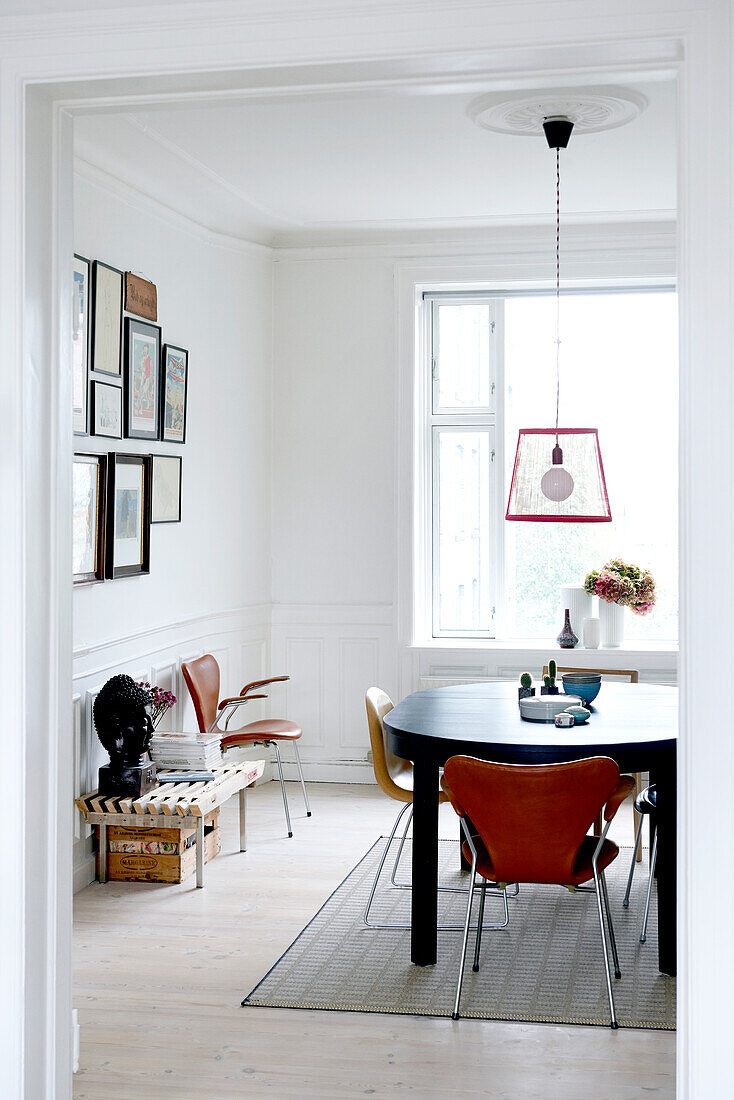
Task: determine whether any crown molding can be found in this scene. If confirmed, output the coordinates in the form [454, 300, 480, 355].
[74, 156, 274, 256]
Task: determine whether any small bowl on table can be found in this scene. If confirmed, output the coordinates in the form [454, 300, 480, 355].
[561, 672, 602, 705]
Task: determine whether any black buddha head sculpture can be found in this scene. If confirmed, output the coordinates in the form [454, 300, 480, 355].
[93, 675, 156, 795]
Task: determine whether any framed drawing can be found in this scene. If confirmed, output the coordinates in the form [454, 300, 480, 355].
[91, 380, 122, 439]
[91, 260, 123, 377]
[73, 453, 105, 585]
[105, 452, 151, 579]
[72, 254, 90, 435]
[151, 455, 182, 523]
[160, 343, 188, 443]
[124, 317, 161, 440]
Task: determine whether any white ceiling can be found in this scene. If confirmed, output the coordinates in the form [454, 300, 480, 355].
[74, 78, 676, 247]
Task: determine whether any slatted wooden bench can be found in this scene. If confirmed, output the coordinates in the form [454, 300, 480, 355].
[75, 760, 265, 887]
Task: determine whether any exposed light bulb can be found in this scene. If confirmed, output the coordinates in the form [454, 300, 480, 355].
[541, 465, 574, 502]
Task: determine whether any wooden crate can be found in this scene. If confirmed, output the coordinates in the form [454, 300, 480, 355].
[97, 809, 220, 884]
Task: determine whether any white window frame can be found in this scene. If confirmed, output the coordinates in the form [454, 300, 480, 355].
[426, 295, 503, 639]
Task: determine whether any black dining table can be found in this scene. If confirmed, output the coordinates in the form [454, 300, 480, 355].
[383, 680, 677, 976]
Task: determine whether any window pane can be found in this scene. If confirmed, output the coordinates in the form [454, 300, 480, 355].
[435, 303, 492, 410]
[504, 292, 678, 641]
[435, 429, 492, 633]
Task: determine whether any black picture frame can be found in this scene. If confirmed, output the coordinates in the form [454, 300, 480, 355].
[105, 452, 151, 579]
[72, 254, 91, 436]
[151, 455, 182, 524]
[91, 380, 123, 439]
[124, 317, 161, 441]
[73, 452, 106, 585]
[91, 260, 123, 377]
[160, 343, 188, 444]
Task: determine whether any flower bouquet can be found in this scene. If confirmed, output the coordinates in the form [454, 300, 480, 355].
[583, 560, 656, 647]
[137, 681, 177, 729]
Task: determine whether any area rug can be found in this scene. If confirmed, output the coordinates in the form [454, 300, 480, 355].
[242, 837, 675, 1029]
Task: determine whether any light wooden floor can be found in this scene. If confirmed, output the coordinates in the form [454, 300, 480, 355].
[73, 782, 675, 1099]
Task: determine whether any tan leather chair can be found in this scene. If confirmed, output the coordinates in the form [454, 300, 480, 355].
[363, 689, 510, 933]
[182, 654, 310, 838]
[542, 665, 644, 859]
[442, 754, 634, 1026]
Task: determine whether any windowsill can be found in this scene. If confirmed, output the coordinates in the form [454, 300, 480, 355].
[411, 637, 678, 655]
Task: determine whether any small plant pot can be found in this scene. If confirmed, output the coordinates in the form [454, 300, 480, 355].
[540, 686, 560, 696]
[518, 687, 535, 702]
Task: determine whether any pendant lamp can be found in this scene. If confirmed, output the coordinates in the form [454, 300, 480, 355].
[505, 117, 612, 523]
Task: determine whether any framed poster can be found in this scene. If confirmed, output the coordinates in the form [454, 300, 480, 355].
[91, 260, 123, 377]
[151, 455, 182, 523]
[124, 317, 161, 440]
[160, 343, 188, 444]
[73, 453, 105, 584]
[91, 380, 123, 439]
[105, 452, 151, 579]
[72, 254, 90, 435]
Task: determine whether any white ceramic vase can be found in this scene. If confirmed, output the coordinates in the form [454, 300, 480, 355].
[599, 600, 625, 647]
[582, 617, 600, 649]
[560, 586, 593, 646]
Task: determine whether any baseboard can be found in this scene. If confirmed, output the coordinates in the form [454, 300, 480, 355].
[277, 760, 376, 784]
[74, 854, 96, 894]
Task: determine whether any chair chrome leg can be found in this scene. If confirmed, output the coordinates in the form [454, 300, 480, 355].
[472, 881, 487, 972]
[623, 811, 645, 908]
[363, 802, 411, 927]
[640, 830, 658, 944]
[292, 742, 311, 817]
[452, 851, 477, 1020]
[390, 804, 413, 887]
[592, 864, 618, 1029]
[600, 870, 621, 979]
[272, 741, 292, 838]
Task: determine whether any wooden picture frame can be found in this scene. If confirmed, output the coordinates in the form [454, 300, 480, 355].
[91, 380, 123, 439]
[151, 455, 182, 523]
[73, 452, 106, 584]
[91, 260, 123, 377]
[72, 254, 91, 435]
[124, 317, 161, 441]
[160, 343, 188, 444]
[105, 452, 151, 579]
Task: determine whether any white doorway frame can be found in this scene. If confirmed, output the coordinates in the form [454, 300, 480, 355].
[1, 2, 732, 1096]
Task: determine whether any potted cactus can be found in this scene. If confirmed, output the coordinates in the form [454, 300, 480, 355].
[540, 659, 560, 695]
[518, 671, 535, 702]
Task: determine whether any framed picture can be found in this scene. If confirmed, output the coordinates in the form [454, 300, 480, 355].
[152, 455, 182, 523]
[105, 452, 151, 579]
[124, 317, 161, 440]
[73, 453, 106, 584]
[125, 272, 157, 321]
[72, 254, 90, 435]
[91, 260, 123, 377]
[91, 380, 122, 439]
[160, 343, 188, 444]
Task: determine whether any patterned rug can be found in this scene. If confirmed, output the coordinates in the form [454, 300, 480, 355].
[242, 837, 676, 1029]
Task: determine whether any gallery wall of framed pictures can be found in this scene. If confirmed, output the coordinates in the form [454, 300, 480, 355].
[72, 254, 189, 583]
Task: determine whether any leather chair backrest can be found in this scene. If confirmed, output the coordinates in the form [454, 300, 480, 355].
[442, 755, 620, 885]
[182, 654, 220, 733]
[365, 687, 413, 802]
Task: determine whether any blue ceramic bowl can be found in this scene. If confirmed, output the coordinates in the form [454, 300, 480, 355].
[562, 678, 601, 705]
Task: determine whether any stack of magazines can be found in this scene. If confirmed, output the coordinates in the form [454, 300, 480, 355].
[148, 732, 223, 771]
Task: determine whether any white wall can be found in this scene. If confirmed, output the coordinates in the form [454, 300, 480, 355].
[72, 163, 274, 888]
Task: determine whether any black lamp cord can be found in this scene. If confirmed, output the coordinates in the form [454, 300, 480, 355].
[555, 145, 561, 444]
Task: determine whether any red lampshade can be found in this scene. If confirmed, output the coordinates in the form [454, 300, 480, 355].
[506, 428, 612, 522]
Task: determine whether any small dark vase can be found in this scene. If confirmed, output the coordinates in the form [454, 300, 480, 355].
[557, 607, 579, 649]
[540, 685, 560, 695]
[518, 686, 535, 702]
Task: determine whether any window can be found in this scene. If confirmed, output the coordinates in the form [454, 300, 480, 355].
[422, 290, 678, 643]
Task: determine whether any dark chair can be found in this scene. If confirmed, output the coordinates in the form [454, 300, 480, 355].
[441, 754, 634, 1027]
[182, 654, 310, 838]
[622, 783, 657, 943]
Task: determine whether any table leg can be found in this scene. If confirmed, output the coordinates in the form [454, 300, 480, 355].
[98, 823, 107, 884]
[196, 815, 204, 888]
[411, 757, 439, 966]
[652, 754, 677, 976]
[239, 787, 247, 852]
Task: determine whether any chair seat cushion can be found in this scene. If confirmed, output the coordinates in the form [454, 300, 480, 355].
[462, 833, 619, 887]
[220, 719, 302, 748]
